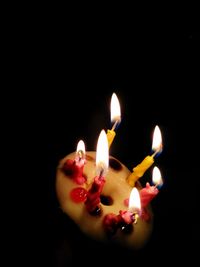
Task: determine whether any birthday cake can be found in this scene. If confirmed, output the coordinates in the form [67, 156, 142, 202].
[56, 151, 154, 250]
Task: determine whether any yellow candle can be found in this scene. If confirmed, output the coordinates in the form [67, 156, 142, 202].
[127, 156, 154, 187]
[107, 129, 116, 148]
[106, 92, 121, 148]
[127, 125, 162, 187]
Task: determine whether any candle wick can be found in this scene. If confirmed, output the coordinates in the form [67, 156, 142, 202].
[99, 168, 104, 180]
[78, 150, 84, 161]
[111, 120, 119, 131]
[151, 149, 159, 158]
[154, 182, 162, 189]
[152, 143, 163, 158]
[133, 213, 139, 224]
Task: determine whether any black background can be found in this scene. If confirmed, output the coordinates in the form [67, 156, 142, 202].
[12, 29, 200, 266]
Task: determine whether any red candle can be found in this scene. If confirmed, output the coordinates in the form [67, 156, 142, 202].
[62, 140, 86, 185]
[103, 188, 141, 236]
[84, 129, 109, 215]
[84, 175, 105, 214]
[103, 210, 136, 237]
[103, 213, 121, 236]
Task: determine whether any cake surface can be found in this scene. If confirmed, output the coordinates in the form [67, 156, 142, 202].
[56, 151, 153, 250]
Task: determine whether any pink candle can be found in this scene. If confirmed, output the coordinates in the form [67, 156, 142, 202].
[140, 166, 163, 208]
[140, 182, 159, 208]
[119, 210, 136, 224]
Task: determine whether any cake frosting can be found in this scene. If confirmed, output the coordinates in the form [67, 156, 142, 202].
[56, 151, 154, 250]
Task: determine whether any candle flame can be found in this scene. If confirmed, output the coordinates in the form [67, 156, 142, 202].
[128, 187, 141, 215]
[152, 166, 163, 186]
[75, 140, 86, 163]
[76, 140, 85, 154]
[152, 125, 162, 152]
[111, 93, 121, 123]
[96, 129, 109, 176]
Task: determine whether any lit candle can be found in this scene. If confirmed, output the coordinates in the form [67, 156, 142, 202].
[140, 166, 163, 208]
[84, 129, 109, 215]
[120, 187, 141, 225]
[62, 140, 86, 185]
[56, 93, 166, 250]
[103, 187, 141, 237]
[107, 92, 121, 148]
[74, 140, 86, 167]
[127, 125, 162, 187]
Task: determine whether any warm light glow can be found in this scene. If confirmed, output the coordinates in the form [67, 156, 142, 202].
[96, 129, 109, 176]
[128, 187, 141, 215]
[152, 166, 163, 186]
[76, 140, 85, 154]
[111, 93, 121, 123]
[152, 125, 162, 152]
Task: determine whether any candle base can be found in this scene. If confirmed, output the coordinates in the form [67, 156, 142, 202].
[56, 151, 154, 250]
